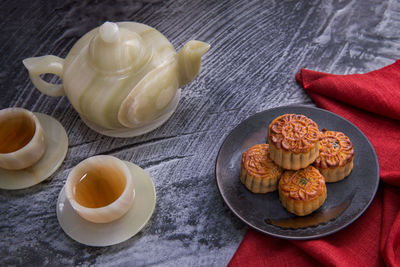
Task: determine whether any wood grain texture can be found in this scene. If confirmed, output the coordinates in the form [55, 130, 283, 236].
[1, 0, 400, 265]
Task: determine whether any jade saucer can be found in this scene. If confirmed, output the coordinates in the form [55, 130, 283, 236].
[56, 161, 156, 246]
[0, 113, 68, 190]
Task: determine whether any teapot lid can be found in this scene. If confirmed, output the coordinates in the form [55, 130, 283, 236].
[88, 22, 150, 75]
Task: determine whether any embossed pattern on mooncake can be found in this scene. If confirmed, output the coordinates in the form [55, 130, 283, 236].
[314, 129, 354, 168]
[268, 114, 320, 153]
[279, 166, 325, 201]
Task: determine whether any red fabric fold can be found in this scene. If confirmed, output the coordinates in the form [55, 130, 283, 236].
[229, 61, 400, 267]
[297, 61, 400, 121]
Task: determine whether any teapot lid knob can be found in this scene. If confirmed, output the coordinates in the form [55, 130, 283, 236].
[99, 22, 120, 43]
[88, 22, 151, 75]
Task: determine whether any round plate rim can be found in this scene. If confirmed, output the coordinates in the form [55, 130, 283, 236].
[215, 105, 380, 240]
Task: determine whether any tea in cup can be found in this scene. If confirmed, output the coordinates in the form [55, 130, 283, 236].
[65, 155, 135, 223]
[0, 108, 46, 170]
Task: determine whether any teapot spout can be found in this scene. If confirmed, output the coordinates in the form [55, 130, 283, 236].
[177, 40, 210, 87]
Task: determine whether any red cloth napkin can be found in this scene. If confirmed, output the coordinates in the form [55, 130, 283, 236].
[229, 61, 400, 267]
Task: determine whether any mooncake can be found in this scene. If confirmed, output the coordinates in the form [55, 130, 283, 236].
[313, 129, 354, 182]
[278, 166, 327, 216]
[268, 114, 320, 170]
[240, 144, 283, 193]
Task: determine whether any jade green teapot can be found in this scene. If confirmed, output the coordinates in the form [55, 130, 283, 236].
[23, 22, 210, 137]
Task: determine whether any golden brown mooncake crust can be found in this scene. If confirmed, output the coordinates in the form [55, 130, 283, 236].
[240, 144, 283, 193]
[278, 166, 327, 216]
[268, 114, 320, 170]
[313, 129, 354, 182]
[268, 114, 320, 153]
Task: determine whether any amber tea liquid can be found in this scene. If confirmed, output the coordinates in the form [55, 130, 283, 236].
[0, 113, 36, 153]
[73, 166, 127, 208]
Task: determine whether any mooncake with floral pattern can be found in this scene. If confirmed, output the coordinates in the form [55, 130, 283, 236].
[313, 129, 354, 182]
[240, 144, 283, 193]
[278, 165, 327, 216]
[268, 114, 320, 170]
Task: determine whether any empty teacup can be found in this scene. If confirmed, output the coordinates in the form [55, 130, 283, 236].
[0, 108, 47, 170]
[65, 155, 135, 223]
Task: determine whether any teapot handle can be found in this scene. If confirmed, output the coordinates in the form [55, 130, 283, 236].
[22, 55, 65, 96]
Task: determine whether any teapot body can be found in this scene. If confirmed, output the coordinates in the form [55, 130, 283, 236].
[63, 22, 178, 131]
[23, 22, 210, 137]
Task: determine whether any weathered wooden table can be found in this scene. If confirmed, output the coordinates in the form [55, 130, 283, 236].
[1, 0, 398, 265]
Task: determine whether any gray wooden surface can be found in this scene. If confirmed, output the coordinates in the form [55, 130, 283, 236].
[1, 0, 399, 266]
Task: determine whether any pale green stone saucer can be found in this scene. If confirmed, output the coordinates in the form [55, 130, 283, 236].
[56, 161, 156, 246]
[0, 113, 68, 190]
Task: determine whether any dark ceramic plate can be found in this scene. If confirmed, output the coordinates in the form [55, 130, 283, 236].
[215, 105, 379, 240]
